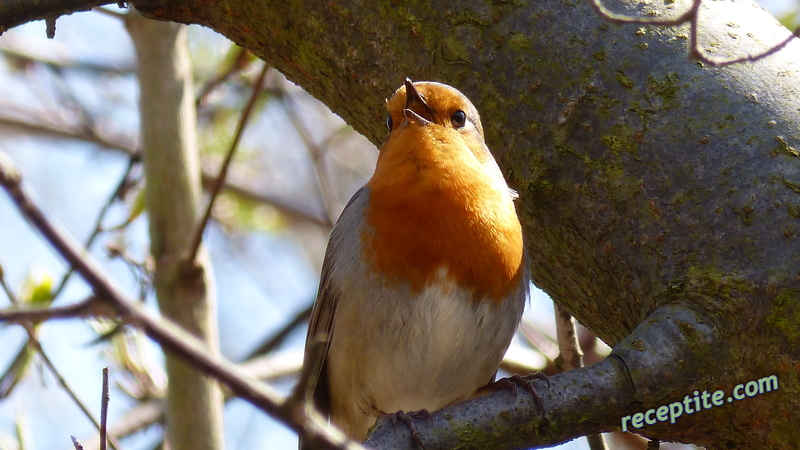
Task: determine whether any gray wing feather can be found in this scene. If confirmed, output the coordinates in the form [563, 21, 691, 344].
[302, 187, 369, 421]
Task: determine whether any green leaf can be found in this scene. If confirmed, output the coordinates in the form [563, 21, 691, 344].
[19, 272, 53, 306]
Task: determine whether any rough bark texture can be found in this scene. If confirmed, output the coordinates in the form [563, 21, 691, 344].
[364, 304, 718, 450]
[0, 0, 109, 34]
[3, 0, 798, 448]
[128, 12, 226, 450]
[125, 0, 800, 447]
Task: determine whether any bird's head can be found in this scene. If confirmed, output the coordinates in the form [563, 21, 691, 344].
[384, 78, 485, 139]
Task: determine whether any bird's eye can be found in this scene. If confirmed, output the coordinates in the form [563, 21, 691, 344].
[451, 110, 467, 128]
[386, 114, 393, 131]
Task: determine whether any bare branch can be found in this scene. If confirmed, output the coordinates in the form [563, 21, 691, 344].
[0, 271, 123, 448]
[589, 0, 695, 25]
[51, 157, 140, 303]
[590, 0, 798, 67]
[72, 436, 86, 450]
[0, 45, 134, 74]
[554, 304, 582, 372]
[22, 320, 123, 449]
[0, 112, 330, 226]
[101, 368, 109, 450]
[0, 151, 362, 450]
[80, 400, 163, 450]
[185, 63, 270, 264]
[280, 92, 339, 224]
[0, 298, 114, 324]
[195, 46, 255, 108]
[554, 306, 606, 450]
[0, 0, 113, 35]
[244, 303, 313, 360]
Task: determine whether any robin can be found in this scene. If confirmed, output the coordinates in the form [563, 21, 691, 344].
[300, 78, 528, 446]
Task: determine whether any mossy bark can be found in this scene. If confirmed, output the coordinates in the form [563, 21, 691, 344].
[121, 0, 800, 447]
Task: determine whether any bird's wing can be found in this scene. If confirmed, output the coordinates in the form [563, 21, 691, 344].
[303, 250, 339, 416]
[303, 187, 369, 417]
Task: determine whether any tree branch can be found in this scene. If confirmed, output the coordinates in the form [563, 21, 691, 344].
[0, 0, 113, 35]
[365, 305, 717, 449]
[0, 273, 123, 449]
[185, 63, 269, 264]
[0, 150, 362, 450]
[0, 112, 330, 226]
[554, 304, 582, 372]
[590, 0, 799, 66]
[0, 298, 113, 324]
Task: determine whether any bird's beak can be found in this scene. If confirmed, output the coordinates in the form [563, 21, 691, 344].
[403, 78, 434, 127]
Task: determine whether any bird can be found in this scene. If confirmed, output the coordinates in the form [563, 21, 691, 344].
[300, 78, 528, 447]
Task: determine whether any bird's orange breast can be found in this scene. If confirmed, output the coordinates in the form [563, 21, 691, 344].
[363, 124, 524, 303]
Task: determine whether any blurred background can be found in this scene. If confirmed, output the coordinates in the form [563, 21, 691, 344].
[0, 2, 796, 449]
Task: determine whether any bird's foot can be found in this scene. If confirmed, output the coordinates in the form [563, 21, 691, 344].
[489, 372, 550, 421]
[383, 409, 431, 449]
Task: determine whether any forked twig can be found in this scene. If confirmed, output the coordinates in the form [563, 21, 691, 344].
[590, 0, 799, 67]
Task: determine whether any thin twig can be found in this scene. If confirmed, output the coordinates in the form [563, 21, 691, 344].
[554, 304, 582, 372]
[244, 303, 313, 360]
[0, 298, 113, 324]
[0, 113, 329, 226]
[279, 92, 339, 225]
[93, 6, 128, 21]
[0, 272, 119, 449]
[195, 46, 254, 108]
[106, 243, 153, 302]
[24, 328, 123, 450]
[555, 305, 606, 450]
[0, 265, 15, 302]
[184, 63, 270, 264]
[0, 152, 361, 450]
[0, 46, 134, 73]
[589, 0, 694, 26]
[72, 436, 85, 450]
[101, 367, 109, 450]
[51, 156, 139, 302]
[80, 400, 163, 450]
[590, 0, 799, 67]
[83, 349, 304, 447]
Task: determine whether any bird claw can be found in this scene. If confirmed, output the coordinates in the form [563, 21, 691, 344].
[384, 409, 429, 449]
[489, 372, 550, 421]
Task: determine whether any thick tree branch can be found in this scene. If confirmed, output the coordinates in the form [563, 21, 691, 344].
[119, 1, 800, 445]
[364, 304, 717, 450]
[4, 0, 800, 447]
[0, 0, 113, 35]
[590, 0, 799, 66]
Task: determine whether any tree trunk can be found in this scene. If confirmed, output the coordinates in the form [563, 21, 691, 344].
[127, 12, 226, 450]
